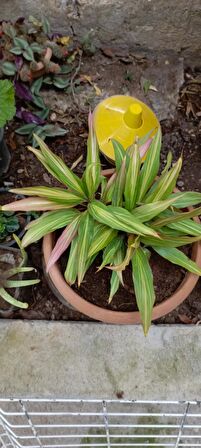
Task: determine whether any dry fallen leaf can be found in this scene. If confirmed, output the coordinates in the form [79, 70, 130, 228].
[81, 75, 102, 96]
[57, 36, 71, 46]
[178, 314, 193, 324]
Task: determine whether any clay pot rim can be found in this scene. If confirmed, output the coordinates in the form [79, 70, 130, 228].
[42, 171, 201, 324]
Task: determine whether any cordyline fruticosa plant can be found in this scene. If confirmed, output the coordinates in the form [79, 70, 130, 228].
[2, 115, 201, 333]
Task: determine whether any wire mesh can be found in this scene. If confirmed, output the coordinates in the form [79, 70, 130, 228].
[0, 399, 201, 448]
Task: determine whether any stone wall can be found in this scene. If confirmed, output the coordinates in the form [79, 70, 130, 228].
[1, 0, 201, 57]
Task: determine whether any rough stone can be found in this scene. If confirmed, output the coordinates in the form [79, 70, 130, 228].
[0, 321, 201, 399]
[1, 0, 201, 58]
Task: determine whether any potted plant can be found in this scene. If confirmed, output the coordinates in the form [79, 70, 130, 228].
[0, 234, 39, 312]
[0, 79, 16, 175]
[2, 115, 201, 333]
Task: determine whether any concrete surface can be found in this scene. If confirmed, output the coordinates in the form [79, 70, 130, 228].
[0, 320, 201, 399]
[1, 0, 201, 57]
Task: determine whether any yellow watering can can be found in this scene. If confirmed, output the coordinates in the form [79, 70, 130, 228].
[93, 95, 160, 162]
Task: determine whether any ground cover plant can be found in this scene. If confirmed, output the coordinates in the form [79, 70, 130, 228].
[0, 16, 81, 144]
[2, 115, 201, 333]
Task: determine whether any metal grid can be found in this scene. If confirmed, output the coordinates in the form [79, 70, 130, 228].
[0, 399, 201, 448]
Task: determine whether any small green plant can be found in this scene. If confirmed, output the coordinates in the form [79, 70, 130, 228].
[3, 117, 201, 333]
[0, 211, 20, 241]
[0, 79, 16, 128]
[0, 17, 79, 143]
[0, 235, 39, 308]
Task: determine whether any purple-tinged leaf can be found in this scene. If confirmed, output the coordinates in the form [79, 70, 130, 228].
[139, 138, 152, 159]
[15, 17, 25, 24]
[20, 109, 45, 125]
[46, 215, 80, 272]
[15, 56, 23, 70]
[14, 80, 33, 101]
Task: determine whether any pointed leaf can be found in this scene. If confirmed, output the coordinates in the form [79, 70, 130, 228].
[145, 157, 182, 203]
[5, 279, 40, 288]
[109, 246, 125, 303]
[132, 247, 155, 335]
[46, 215, 80, 272]
[133, 197, 179, 222]
[111, 139, 125, 171]
[152, 246, 201, 276]
[2, 197, 71, 212]
[33, 134, 86, 196]
[77, 213, 94, 286]
[137, 128, 161, 202]
[101, 172, 117, 204]
[112, 157, 126, 207]
[98, 236, 124, 271]
[168, 192, 201, 208]
[10, 186, 85, 206]
[152, 206, 201, 228]
[88, 224, 117, 258]
[0, 288, 28, 309]
[88, 201, 160, 237]
[22, 209, 79, 247]
[64, 236, 78, 285]
[124, 144, 141, 210]
[141, 233, 201, 248]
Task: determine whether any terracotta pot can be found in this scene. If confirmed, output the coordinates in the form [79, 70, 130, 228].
[42, 173, 201, 324]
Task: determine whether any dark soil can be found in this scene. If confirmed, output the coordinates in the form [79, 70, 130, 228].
[0, 52, 201, 325]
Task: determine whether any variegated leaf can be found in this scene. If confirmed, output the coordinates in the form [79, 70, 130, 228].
[10, 186, 85, 206]
[46, 214, 80, 272]
[64, 236, 78, 285]
[111, 139, 125, 171]
[2, 197, 72, 212]
[167, 192, 201, 208]
[132, 247, 155, 335]
[124, 144, 140, 210]
[133, 197, 179, 222]
[33, 134, 86, 197]
[77, 212, 94, 286]
[137, 128, 161, 202]
[152, 246, 201, 276]
[112, 157, 126, 207]
[145, 156, 182, 203]
[88, 201, 160, 237]
[22, 209, 79, 247]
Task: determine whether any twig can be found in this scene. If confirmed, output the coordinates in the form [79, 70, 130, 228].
[70, 50, 87, 112]
[70, 154, 83, 170]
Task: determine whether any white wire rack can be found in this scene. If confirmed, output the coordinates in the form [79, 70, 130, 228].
[0, 399, 201, 448]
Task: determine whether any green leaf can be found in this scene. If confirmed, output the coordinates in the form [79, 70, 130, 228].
[9, 46, 22, 55]
[167, 218, 201, 236]
[10, 186, 85, 206]
[32, 95, 45, 109]
[111, 139, 126, 171]
[84, 112, 101, 198]
[161, 151, 172, 175]
[133, 197, 179, 222]
[64, 236, 78, 285]
[112, 157, 126, 207]
[88, 224, 117, 258]
[0, 80, 16, 128]
[152, 206, 201, 228]
[168, 192, 201, 208]
[21, 209, 79, 247]
[14, 37, 29, 50]
[137, 128, 161, 202]
[132, 247, 155, 335]
[23, 47, 35, 61]
[53, 77, 70, 89]
[0, 287, 28, 309]
[88, 201, 159, 238]
[2, 22, 16, 38]
[141, 233, 201, 248]
[99, 236, 124, 271]
[101, 172, 117, 204]
[31, 77, 43, 95]
[124, 144, 141, 210]
[43, 124, 68, 138]
[109, 246, 125, 303]
[145, 157, 182, 203]
[42, 17, 51, 34]
[30, 42, 43, 53]
[77, 212, 94, 286]
[5, 279, 40, 288]
[152, 246, 201, 276]
[33, 134, 86, 197]
[15, 124, 36, 135]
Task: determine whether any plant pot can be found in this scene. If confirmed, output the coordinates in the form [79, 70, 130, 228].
[0, 245, 23, 315]
[0, 128, 11, 176]
[42, 181, 201, 324]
